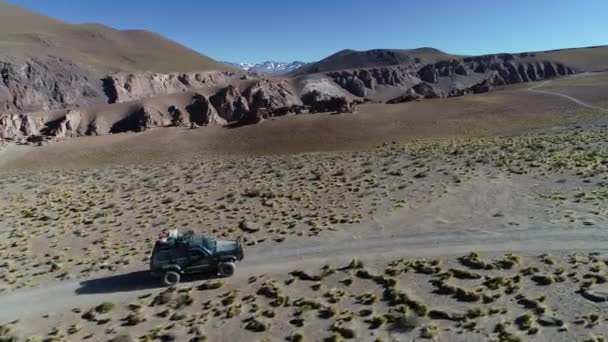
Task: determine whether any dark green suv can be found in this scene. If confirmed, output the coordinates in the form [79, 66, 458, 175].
[150, 231, 244, 285]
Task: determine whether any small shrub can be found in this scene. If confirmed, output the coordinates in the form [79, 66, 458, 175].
[455, 288, 481, 302]
[449, 268, 481, 280]
[330, 323, 356, 339]
[515, 313, 534, 331]
[123, 311, 146, 326]
[367, 316, 385, 329]
[95, 302, 115, 314]
[244, 317, 268, 332]
[466, 307, 488, 319]
[319, 305, 338, 319]
[531, 275, 554, 286]
[197, 280, 224, 290]
[420, 324, 438, 339]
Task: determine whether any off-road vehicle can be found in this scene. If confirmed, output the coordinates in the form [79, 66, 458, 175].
[150, 229, 244, 285]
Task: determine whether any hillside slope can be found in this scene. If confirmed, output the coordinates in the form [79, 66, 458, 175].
[0, 1, 234, 113]
[536, 46, 608, 72]
[0, 1, 229, 73]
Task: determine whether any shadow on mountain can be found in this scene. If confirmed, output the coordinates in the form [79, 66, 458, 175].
[75, 270, 220, 295]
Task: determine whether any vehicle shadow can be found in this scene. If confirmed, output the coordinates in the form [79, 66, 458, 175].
[75, 270, 221, 295]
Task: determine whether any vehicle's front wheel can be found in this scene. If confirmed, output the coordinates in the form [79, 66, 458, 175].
[163, 271, 181, 286]
[218, 262, 235, 277]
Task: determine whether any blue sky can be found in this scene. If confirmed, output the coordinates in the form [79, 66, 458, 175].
[8, 0, 608, 63]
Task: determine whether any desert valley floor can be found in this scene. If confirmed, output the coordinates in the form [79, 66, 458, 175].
[1, 73, 608, 341]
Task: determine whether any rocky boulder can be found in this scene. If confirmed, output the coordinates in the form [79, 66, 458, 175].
[101, 71, 246, 104]
[41, 110, 85, 138]
[326, 67, 419, 97]
[470, 79, 494, 94]
[418, 64, 439, 83]
[302, 90, 353, 113]
[243, 79, 301, 111]
[168, 106, 188, 127]
[235, 108, 272, 126]
[209, 85, 249, 123]
[328, 73, 367, 97]
[0, 113, 44, 140]
[109, 107, 155, 133]
[412, 83, 441, 99]
[386, 88, 422, 104]
[186, 94, 226, 126]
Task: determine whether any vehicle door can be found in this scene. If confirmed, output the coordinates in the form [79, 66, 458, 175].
[171, 245, 189, 268]
[187, 248, 213, 273]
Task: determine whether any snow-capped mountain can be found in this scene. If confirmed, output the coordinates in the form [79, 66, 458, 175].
[223, 61, 307, 75]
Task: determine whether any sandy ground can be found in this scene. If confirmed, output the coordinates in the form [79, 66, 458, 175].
[1, 75, 608, 341]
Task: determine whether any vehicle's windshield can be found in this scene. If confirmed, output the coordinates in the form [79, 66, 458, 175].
[199, 235, 215, 252]
[0, 1, 607, 341]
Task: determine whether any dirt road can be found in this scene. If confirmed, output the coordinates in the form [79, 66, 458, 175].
[528, 79, 608, 111]
[1, 225, 607, 322]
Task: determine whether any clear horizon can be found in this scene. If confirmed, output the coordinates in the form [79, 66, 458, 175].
[5, 0, 608, 64]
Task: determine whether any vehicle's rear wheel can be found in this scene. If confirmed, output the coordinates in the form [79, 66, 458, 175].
[163, 271, 181, 286]
[218, 262, 236, 277]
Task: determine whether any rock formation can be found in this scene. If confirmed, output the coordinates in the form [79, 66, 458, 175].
[186, 94, 226, 126]
[101, 71, 247, 104]
[324, 54, 577, 104]
[0, 46, 594, 143]
[209, 85, 249, 123]
[0, 56, 105, 113]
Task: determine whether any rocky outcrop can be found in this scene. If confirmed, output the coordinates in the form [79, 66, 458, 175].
[109, 108, 154, 133]
[101, 71, 247, 104]
[302, 90, 355, 113]
[386, 83, 442, 104]
[0, 77, 344, 141]
[0, 48, 588, 143]
[329, 74, 367, 97]
[386, 88, 422, 104]
[470, 79, 494, 94]
[323, 53, 578, 104]
[0, 55, 253, 116]
[327, 67, 419, 91]
[0, 56, 105, 113]
[412, 83, 441, 99]
[233, 105, 310, 127]
[186, 94, 226, 126]
[209, 85, 249, 122]
[0, 113, 45, 140]
[43, 110, 86, 138]
[243, 79, 302, 111]
[234, 108, 272, 126]
[0, 109, 93, 141]
[418, 64, 439, 83]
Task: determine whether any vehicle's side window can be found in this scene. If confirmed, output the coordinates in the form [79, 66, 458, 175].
[172, 246, 188, 260]
[188, 249, 205, 260]
[155, 250, 171, 262]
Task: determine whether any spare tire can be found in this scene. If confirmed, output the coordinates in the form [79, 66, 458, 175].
[163, 271, 180, 286]
[218, 262, 236, 277]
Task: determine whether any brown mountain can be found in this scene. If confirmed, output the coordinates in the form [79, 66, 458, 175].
[0, 1, 234, 114]
[294, 46, 608, 76]
[291, 45, 608, 102]
[291, 47, 460, 75]
[0, 1, 229, 73]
